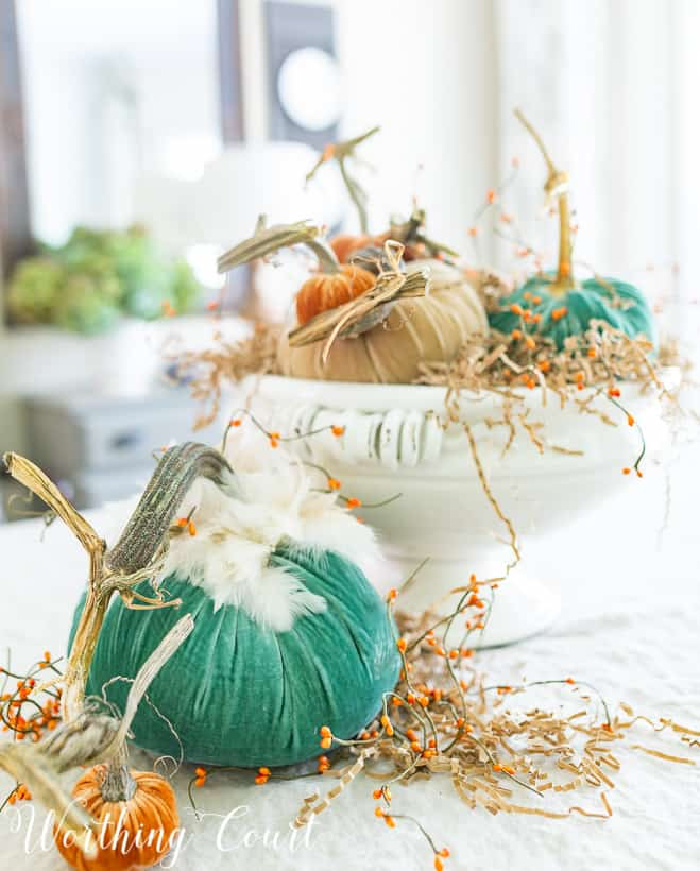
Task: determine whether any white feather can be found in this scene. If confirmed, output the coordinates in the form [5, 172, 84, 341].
[99, 429, 383, 632]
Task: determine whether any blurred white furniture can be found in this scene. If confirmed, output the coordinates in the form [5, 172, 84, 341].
[22, 388, 221, 509]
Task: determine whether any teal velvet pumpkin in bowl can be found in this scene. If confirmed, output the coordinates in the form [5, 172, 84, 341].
[492, 110, 656, 350]
[489, 273, 656, 351]
[67, 440, 400, 769]
[70, 547, 398, 768]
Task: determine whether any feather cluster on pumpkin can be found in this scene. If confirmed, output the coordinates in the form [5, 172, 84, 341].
[101, 427, 382, 632]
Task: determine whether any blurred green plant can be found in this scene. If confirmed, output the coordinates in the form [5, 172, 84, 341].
[7, 225, 202, 335]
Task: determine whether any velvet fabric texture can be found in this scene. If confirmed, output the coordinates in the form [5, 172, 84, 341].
[489, 274, 657, 350]
[70, 547, 399, 768]
[277, 259, 488, 383]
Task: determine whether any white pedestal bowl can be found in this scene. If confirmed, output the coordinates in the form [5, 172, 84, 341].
[242, 375, 673, 647]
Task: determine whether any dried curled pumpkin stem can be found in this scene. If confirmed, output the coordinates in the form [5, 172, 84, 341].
[3, 445, 230, 722]
[514, 107, 574, 293]
[217, 215, 340, 276]
[389, 207, 460, 261]
[306, 126, 380, 234]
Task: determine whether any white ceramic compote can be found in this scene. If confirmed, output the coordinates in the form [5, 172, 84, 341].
[241, 373, 673, 648]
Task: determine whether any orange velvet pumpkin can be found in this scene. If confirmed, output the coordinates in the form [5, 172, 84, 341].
[329, 233, 393, 264]
[54, 766, 179, 871]
[329, 234, 373, 263]
[295, 263, 376, 325]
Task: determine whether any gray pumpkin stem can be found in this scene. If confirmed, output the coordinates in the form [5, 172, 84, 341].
[107, 442, 233, 575]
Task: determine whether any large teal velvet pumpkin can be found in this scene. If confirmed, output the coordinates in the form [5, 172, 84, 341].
[70, 547, 399, 768]
[489, 274, 657, 350]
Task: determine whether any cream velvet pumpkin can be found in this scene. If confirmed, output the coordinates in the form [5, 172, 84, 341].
[277, 259, 488, 384]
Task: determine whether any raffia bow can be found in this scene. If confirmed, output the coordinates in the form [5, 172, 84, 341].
[287, 240, 429, 363]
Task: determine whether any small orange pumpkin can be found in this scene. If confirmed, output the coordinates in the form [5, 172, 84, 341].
[295, 263, 376, 325]
[55, 765, 179, 871]
[330, 232, 392, 264]
[329, 234, 373, 263]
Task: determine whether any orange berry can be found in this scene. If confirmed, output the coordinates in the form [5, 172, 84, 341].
[525, 336, 536, 350]
[230, 419, 242, 427]
[258, 767, 271, 776]
[320, 737, 331, 749]
[331, 425, 345, 437]
[627, 415, 635, 427]
[511, 329, 522, 340]
[622, 467, 631, 475]
[346, 497, 362, 509]
[467, 226, 479, 238]
[510, 304, 523, 315]
[396, 638, 407, 653]
[486, 189, 498, 204]
[320, 726, 331, 738]
[327, 478, 341, 491]
[187, 520, 196, 536]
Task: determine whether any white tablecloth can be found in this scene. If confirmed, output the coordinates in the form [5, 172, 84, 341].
[1, 440, 699, 871]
